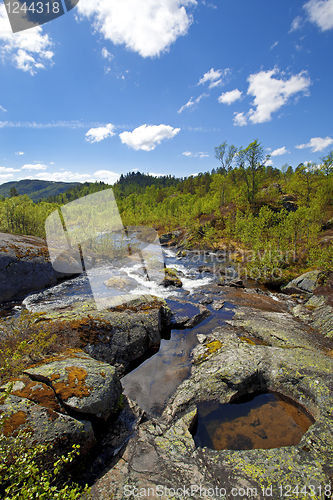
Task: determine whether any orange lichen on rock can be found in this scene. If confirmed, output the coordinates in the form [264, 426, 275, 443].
[10, 377, 62, 412]
[0, 410, 27, 436]
[53, 366, 93, 401]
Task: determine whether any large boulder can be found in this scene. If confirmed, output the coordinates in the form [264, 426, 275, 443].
[281, 270, 323, 295]
[23, 293, 172, 375]
[24, 349, 122, 420]
[0, 233, 81, 303]
[0, 394, 96, 458]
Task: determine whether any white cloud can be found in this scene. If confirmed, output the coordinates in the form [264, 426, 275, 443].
[21, 163, 48, 170]
[15, 151, 24, 155]
[201, 1, 217, 7]
[304, 0, 333, 31]
[243, 68, 311, 124]
[85, 123, 116, 143]
[77, 0, 197, 58]
[119, 124, 180, 151]
[295, 136, 333, 152]
[233, 112, 247, 126]
[0, 5, 54, 75]
[182, 151, 209, 158]
[197, 67, 230, 89]
[270, 41, 278, 49]
[289, 15, 303, 32]
[0, 173, 15, 180]
[101, 47, 113, 60]
[271, 147, 288, 156]
[0, 166, 20, 172]
[0, 105, 7, 112]
[30, 171, 94, 182]
[218, 88, 242, 105]
[177, 92, 208, 113]
[93, 169, 120, 184]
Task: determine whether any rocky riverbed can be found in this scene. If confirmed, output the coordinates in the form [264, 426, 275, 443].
[0, 238, 333, 499]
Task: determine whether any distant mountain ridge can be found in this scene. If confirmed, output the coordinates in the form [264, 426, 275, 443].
[0, 179, 81, 202]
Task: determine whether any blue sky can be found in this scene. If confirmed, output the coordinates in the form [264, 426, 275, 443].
[0, 0, 333, 185]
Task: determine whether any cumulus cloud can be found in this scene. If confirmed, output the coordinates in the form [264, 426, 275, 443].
[304, 0, 333, 31]
[295, 136, 333, 152]
[15, 151, 24, 155]
[119, 124, 180, 151]
[85, 123, 116, 143]
[0, 173, 15, 180]
[0, 105, 7, 112]
[218, 89, 242, 105]
[182, 151, 209, 158]
[21, 163, 48, 170]
[0, 5, 54, 75]
[197, 67, 230, 89]
[93, 169, 120, 184]
[271, 147, 288, 156]
[233, 68, 311, 126]
[77, 0, 196, 58]
[177, 93, 208, 113]
[233, 112, 247, 127]
[0, 166, 20, 172]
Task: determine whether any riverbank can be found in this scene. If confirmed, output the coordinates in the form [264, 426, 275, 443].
[1, 243, 333, 498]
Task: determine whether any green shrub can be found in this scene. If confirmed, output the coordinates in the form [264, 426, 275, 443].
[0, 401, 91, 499]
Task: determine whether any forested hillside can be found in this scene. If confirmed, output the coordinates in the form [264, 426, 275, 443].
[1, 139, 333, 283]
[0, 179, 80, 202]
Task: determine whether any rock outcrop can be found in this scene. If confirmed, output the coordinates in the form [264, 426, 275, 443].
[24, 293, 172, 375]
[0, 393, 96, 458]
[0, 348, 124, 461]
[24, 349, 122, 420]
[281, 269, 323, 295]
[90, 285, 333, 499]
[0, 233, 80, 304]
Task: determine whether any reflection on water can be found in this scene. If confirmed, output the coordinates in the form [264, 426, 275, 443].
[121, 300, 234, 416]
[121, 329, 193, 416]
[193, 392, 314, 450]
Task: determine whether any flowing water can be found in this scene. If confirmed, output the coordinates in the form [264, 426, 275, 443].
[1, 246, 315, 451]
[121, 248, 237, 416]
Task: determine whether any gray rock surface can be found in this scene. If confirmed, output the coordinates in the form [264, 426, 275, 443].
[0, 394, 96, 458]
[282, 270, 322, 295]
[24, 350, 122, 420]
[0, 233, 81, 304]
[24, 294, 172, 375]
[90, 286, 333, 499]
